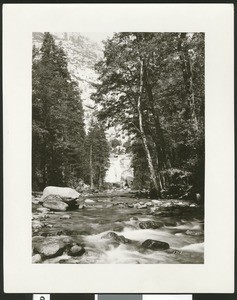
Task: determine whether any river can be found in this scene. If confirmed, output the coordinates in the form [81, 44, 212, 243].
[32, 193, 204, 264]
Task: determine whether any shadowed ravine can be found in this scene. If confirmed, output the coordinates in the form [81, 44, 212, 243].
[32, 193, 204, 264]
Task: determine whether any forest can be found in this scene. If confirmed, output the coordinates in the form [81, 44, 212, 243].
[32, 32, 204, 202]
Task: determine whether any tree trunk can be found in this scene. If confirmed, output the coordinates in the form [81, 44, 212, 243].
[90, 144, 94, 189]
[137, 59, 159, 193]
[143, 61, 171, 169]
[178, 33, 199, 133]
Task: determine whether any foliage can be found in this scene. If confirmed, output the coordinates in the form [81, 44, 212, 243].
[32, 32, 86, 190]
[84, 122, 110, 188]
[93, 32, 205, 200]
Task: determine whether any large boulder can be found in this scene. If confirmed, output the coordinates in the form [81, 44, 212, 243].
[42, 195, 68, 211]
[33, 236, 73, 258]
[141, 239, 170, 251]
[139, 221, 163, 229]
[42, 186, 80, 201]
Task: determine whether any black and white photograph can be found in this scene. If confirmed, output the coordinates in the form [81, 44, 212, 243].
[4, 4, 234, 293]
[31, 31, 205, 264]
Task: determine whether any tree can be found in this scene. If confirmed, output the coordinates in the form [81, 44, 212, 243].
[93, 32, 204, 199]
[85, 122, 110, 189]
[32, 32, 86, 190]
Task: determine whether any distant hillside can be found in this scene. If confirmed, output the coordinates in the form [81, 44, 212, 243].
[32, 32, 103, 129]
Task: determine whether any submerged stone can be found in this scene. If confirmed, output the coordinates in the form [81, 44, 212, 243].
[141, 239, 170, 251]
[68, 245, 85, 257]
[101, 232, 131, 244]
[139, 221, 163, 229]
[185, 230, 203, 236]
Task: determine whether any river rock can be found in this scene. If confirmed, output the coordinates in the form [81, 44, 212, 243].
[45, 194, 79, 210]
[85, 199, 95, 204]
[130, 217, 138, 221]
[185, 230, 203, 236]
[33, 236, 73, 258]
[32, 200, 40, 205]
[141, 239, 170, 250]
[41, 232, 53, 237]
[160, 202, 173, 208]
[68, 245, 85, 257]
[102, 232, 131, 244]
[139, 221, 163, 229]
[106, 204, 113, 208]
[37, 207, 50, 213]
[42, 186, 80, 201]
[32, 220, 45, 229]
[43, 195, 68, 211]
[45, 223, 53, 228]
[190, 203, 198, 207]
[112, 225, 124, 232]
[134, 203, 147, 209]
[164, 221, 177, 227]
[60, 214, 71, 220]
[117, 203, 126, 208]
[32, 254, 42, 263]
[152, 200, 162, 205]
[39, 214, 50, 221]
[166, 248, 182, 254]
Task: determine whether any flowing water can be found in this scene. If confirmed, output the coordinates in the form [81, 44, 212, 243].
[32, 195, 204, 264]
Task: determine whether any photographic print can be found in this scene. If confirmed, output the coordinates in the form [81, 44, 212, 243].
[4, 4, 234, 293]
[31, 31, 205, 264]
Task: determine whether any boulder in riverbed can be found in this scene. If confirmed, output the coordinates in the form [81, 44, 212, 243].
[130, 217, 138, 221]
[42, 186, 80, 201]
[60, 214, 71, 220]
[37, 207, 50, 213]
[42, 195, 68, 211]
[33, 236, 73, 258]
[141, 239, 170, 250]
[84, 199, 95, 204]
[134, 203, 147, 209]
[185, 229, 203, 236]
[32, 200, 40, 205]
[151, 199, 162, 205]
[32, 220, 45, 230]
[102, 232, 131, 244]
[68, 245, 85, 257]
[139, 221, 163, 229]
[32, 253, 42, 263]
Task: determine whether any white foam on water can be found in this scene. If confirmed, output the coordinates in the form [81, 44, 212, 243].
[179, 242, 204, 253]
[174, 221, 203, 230]
[121, 228, 172, 242]
[94, 244, 171, 264]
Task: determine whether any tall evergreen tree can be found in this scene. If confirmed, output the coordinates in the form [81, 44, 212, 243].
[85, 122, 110, 189]
[32, 32, 86, 190]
